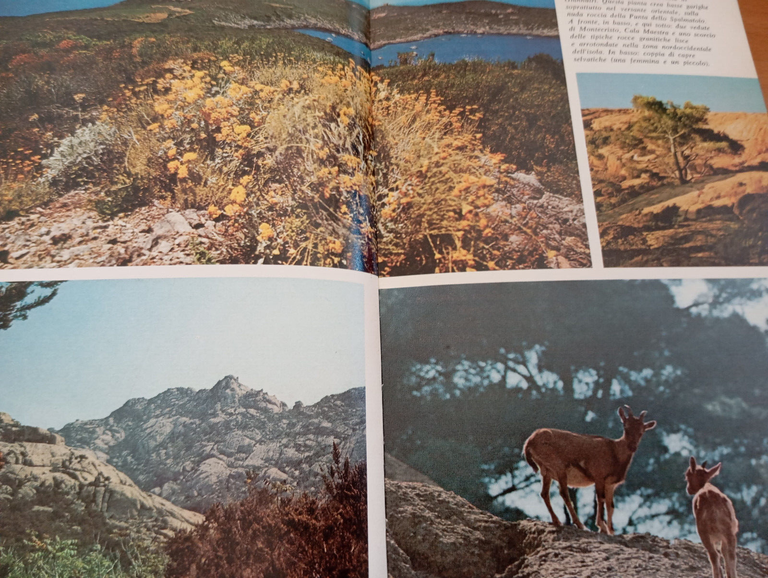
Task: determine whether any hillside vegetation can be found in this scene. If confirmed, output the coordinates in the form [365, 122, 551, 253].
[585, 106, 768, 266]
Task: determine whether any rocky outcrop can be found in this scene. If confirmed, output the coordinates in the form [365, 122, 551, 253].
[385, 480, 768, 578]
[0, 414, 202, 544]
[58, 376, 366, 511]
[0, 190, 227, 268]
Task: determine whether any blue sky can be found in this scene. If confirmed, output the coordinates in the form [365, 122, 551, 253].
[0, 277, 365, 429]
[578, 74, 767, 113]
[0, 0, 554, 17]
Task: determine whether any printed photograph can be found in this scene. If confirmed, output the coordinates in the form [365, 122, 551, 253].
[0, 277, 369, 577]
[370, 0, 590, 275]
[0, 0, 375, 270]
[579, 73, 768, 267]
[380, 279, 768, 577]
[0, 0, 590, 275]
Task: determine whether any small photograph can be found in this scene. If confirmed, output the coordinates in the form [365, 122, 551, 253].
[0, 0, 375, 271]
[0, 277, 369, 577]
[369, 0, 591, 276]
[380, 279, 768, 577]
[579, 73, 768, 267]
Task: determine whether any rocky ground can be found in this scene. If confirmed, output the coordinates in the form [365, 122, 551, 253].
[385, 480, 768, 578]
[58, 376, 367, 511]
[0, 412, 202, 543]
[0, 190, 228, 268]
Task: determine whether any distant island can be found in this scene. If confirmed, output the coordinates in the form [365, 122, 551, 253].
[370, 0, 558, 49]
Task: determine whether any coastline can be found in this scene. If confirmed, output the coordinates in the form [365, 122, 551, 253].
[370, 26, 559, 50]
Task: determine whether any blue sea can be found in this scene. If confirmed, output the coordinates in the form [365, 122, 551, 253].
[0, 0, 121, 16]
[372, 34, 561, 66]
[297, 30, 561, 67]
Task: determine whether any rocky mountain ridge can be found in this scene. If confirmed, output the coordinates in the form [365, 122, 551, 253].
[0, 412, 202, 546]
[385, 480, 768, 578]
[58, 376, 366, 511]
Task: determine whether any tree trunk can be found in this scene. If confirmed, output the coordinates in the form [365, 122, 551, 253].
[669, 135, 687, 184]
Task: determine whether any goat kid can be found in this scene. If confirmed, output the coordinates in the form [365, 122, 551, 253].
[686, 457, 739, 578]
[523, 405, 656, 534]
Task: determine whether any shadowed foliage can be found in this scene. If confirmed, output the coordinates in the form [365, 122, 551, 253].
[165, 445, 368, 578]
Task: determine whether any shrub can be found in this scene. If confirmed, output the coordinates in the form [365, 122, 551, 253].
[165, 446, 368, 578]
[41, 122, 121, 192]
[0, 537, 167, 578]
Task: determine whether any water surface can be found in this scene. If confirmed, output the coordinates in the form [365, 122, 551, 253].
[0, 0, 121, 17]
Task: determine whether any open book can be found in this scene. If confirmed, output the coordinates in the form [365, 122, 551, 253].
[0, 0, 767, 577]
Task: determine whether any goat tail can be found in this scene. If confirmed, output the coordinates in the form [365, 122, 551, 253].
[523, 438, 538, 473]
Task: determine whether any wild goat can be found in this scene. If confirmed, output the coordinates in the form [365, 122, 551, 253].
[686, 457, 739, 578]
[523, 405, 656, 534]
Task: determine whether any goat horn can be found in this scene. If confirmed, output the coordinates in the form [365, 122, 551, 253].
[623, 405, 634, 417]
[702, 460, 709, 468]
[639, 410, 647, 419]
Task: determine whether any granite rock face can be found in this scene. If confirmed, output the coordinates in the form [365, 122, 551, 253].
[385, 480, 768, 578]
[58, 376, 367, 511]
[0, 413, 202, 543]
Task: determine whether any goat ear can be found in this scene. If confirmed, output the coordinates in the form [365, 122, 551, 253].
[708, 462, 722, 478]
[689, 456, 697, 469]
[643, 420, 657, 431]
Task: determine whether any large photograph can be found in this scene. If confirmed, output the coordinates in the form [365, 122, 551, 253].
[579, 73, 768, 267]
[370, 0, 591, 276]
[0, 0, 591, 275]
[380, 279, 768, 577]
[0, 0, 375, 270]
[0, 276, 369, 577]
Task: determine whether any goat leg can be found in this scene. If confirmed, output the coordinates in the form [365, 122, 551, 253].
[595, 483, 608, 534]
[702, 536, 724, 578]
[557, 474, 585, 530]
[540, 475, 561, 526]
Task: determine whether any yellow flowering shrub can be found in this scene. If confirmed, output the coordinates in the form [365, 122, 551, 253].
[372, 80, 547, 275]
[102, 56, 375, 269]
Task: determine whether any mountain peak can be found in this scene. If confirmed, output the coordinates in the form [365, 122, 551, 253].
[211, 375, 249, 394]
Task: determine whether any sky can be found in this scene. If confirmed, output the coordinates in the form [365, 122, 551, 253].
[0, 277, 366, 429]
[578, 73, 768, 113]
[0, 0, 554, 17]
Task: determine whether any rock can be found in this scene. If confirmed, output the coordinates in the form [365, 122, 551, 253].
[58, 376, 366, 511]
[154, 240, 173, 254]
[385, 480, 768, 578]
[153, 212, 194, 238]
[10, 249, 29, 260]
[49, 224, 71, 244]
[0, 414, 203, 545]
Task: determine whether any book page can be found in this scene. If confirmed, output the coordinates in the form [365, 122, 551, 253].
[557, 0, 766, 268]
[0, 2, 388, 577]
[376, 0, 768, 576]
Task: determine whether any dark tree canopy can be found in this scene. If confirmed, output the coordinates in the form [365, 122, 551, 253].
[0, 281, 62, 331]
[381, 280, 768, 552]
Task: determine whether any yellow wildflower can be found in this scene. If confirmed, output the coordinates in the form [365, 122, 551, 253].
[177, 164, 189, 179]
[182, 152, 198, 162]
[230, 185, 247, 203]
[257, 223, 275, 241]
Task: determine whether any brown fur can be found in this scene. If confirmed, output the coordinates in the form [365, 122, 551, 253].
[686, 457, 739, 578]
[522, 405, 656, 534]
